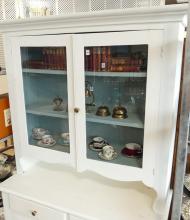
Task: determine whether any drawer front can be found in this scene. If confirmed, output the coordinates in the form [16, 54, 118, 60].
[9, 195, 64, 220]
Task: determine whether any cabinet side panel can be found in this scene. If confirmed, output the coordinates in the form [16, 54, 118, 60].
[3, 36, 23, 173]
[153, 23, 185, 214]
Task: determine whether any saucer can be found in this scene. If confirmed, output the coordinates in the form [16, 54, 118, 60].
[98, 151, 118, 161]
[58, 138, 70, 147]
[37, 140, 56, 148]
[89, 141, 108, 152]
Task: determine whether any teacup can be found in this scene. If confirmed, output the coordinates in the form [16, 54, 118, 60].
[32, 128, 49, 139]
[102, 145, 115, 160]
[61, 133, 70, 144]
[92, 137, 106, 149]
[124, 143, 142, 157]
[41, 134, 54, 145]
[92, 137, 104, 143]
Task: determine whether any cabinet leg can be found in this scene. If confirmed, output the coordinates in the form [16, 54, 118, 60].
[153, 189, 173, 220]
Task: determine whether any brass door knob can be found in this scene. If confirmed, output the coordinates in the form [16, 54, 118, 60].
[74, 108, 80, 113]
[31, 210, 37, 216]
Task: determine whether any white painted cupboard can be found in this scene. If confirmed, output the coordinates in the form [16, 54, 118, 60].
[0, 4, 187, 220]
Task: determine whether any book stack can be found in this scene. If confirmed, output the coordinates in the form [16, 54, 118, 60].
[42, 48, 67, 70]
[22, 47, 67, 70]
[85, 47, 146, 72]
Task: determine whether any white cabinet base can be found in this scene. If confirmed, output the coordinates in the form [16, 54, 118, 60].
[0, 164, 170, 220]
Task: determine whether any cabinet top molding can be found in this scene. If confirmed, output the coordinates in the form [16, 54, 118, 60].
[0, 4, 188, 34]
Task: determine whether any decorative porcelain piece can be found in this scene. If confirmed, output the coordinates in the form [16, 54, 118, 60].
[0, 154, 8, 165]
[89, 137, 108, 151]
[98, 146, 118, 161]
[40, 134, 56, 146]
[121, 143, 142, 158]
[98, 145, 118, 161]
[0, 164, 11, 180]
[37, 139, 56, 148]
[32, 128, 49, 140]
[61, 133, 70, 144]
[181, 198, 190, 220]
[53, 96, 64, 111]
[184, 174, 190, 192]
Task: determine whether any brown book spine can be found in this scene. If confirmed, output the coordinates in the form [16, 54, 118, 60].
[93, 47, 97, 71]
[42, 48, 47, 69]
[64, 47, 67, 70]
[57, 48, 61, 70]
[61, 48, 65, 70]
[47, 49, 51, 69]
[107, 47, 111, 71]
[101, 46, 107, 71]
[85, 47, 93, 71]
[52, 48, 55, 69]
[97, 47, 101, 72]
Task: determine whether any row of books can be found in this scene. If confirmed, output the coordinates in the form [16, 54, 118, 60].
[23, 48, 67, 70]
[85, 47, 147, 72]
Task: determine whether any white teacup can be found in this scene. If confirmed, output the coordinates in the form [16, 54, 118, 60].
[93, 137, 104, 143]
[32, 128, 49, 139]
[41, 134, 54, 145]
[61, 133, 70, 144]
[102, 145, 115, 159]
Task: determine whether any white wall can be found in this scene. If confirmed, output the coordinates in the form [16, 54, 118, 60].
[0, 75, 8, 95]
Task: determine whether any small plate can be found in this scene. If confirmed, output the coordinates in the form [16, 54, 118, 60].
[89, 141, 108, 152]
[37, 140, 56, 148]
[181, 197, 190, 220]
[98, 151, 118, 161]
[58, 138, 70, 147]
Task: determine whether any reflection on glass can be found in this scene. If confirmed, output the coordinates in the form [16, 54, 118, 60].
[84, 45, 148, 168]
[21, 47, 70, 153]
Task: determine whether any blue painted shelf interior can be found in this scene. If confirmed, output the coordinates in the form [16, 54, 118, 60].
[23, 68, 67, 75]
[85, 71, 147, 77]
[84, 45, 148, 168]
[86, 122, 143, 168]
[87, 145, 142, 168]
[21, 46, 69, 152]
[27, 114, 70, 153]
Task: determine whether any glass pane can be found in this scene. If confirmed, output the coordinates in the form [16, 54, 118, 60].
[21, 47, 70, 153]
[84, 45, 148, 168]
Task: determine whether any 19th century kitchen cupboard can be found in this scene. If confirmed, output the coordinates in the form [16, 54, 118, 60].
[0, 4, 187, 220]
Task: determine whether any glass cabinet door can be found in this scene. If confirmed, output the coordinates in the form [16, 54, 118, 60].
[84, 45, 147, 168]
[73, 31, 158, 175]
[21, 46, 70, 153]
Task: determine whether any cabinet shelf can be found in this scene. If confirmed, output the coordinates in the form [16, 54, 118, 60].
[29, 137, 70, 153]
[23, 68, 67, 75]
[85, 71, 147, 77]
[26, 104, 68, 119]
[87, 144, 142, 168]
[26, 105, 143, 128]
[86, 112, 144, 128]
